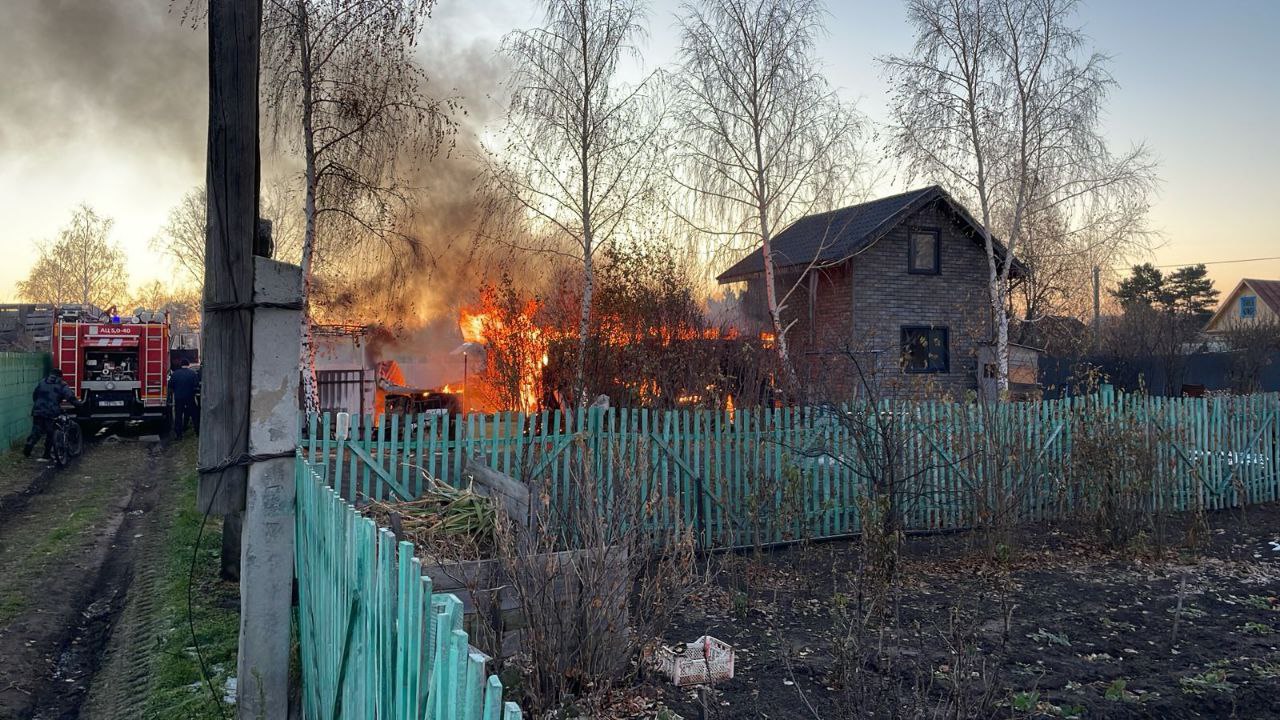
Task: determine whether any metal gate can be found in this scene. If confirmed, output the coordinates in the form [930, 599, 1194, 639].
[314, 369, 368, 416]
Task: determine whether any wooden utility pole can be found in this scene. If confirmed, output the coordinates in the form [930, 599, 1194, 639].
[204, 0, 265, 713]
[201, 0, 259, 514]
[203, 0, 262, 588]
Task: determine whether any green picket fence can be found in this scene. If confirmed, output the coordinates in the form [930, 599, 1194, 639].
[301, 390, 1280, 549]
[0, 352, 48, 448]
[295, 456, 523, 720]
[293, 391, 1278, 716]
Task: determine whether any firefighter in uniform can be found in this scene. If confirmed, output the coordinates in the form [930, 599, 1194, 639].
[169, 358, 201, 440]
[24, 368, 77, 459]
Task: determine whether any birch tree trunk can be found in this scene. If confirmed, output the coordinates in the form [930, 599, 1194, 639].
[757, 199, 799, 394]
[978, 213, 1011, 397]
[982, 238, 1010, 396]
[575, 245, 593, 407]
[297, 3, 320, 414]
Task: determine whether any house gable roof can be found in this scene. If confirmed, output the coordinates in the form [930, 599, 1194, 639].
[715, 185, 1025, 283]
[1203, 278, 1280, 331]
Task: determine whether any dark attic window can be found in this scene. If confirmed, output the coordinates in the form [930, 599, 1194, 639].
[908, 228, 940, 274]
[901, 326, 949, 373]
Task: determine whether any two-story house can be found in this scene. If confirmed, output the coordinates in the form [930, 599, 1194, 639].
[717, 185, 1038, 400]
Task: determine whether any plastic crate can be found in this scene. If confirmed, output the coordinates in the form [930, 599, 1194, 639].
[655, 636, 734, 686]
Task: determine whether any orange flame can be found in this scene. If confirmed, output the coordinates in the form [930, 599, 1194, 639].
[456, 292, 759, 411]
[460, 311, 488, 344]
[458, 300, 547, 412]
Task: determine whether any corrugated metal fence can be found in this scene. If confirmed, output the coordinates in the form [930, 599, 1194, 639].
[0, 352, 48, 447]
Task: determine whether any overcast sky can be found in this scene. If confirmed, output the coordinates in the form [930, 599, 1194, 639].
[2, 0, 1277, 302]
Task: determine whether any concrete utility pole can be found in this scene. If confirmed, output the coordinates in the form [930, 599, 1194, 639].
[239, 258, 301, 719]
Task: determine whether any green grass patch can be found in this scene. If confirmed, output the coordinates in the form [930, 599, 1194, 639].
[141, 444, 241, 720]
[0, 447, 38, 495]
[0, 467, 116, 626]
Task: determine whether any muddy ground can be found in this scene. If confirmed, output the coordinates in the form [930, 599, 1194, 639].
[655, 505, 1280, 720]
[0, 431, 180, 720]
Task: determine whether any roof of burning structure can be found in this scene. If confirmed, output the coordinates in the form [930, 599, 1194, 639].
[715, 185, 1025, 283]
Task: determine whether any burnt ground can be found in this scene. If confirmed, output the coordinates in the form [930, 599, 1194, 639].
[0, 430, 179, 720]
[653, 505, 1280, 720]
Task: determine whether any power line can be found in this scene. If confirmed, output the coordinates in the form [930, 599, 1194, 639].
[1110, 255, 1280, 271]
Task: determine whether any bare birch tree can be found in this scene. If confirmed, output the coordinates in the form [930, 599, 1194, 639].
[1011, 181, 1153, 346]
[486, 0, 662, 407]
[152, 182, 305, 289]
[884, 0, 1157, 395]
[262, 0, 455, 410]
[152, 186, 207, 287]
[673, 0, 864, 392]
[18, 204, 128, 308]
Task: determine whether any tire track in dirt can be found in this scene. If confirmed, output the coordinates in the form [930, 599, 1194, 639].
[0, 438, 175, 720]
[78, 446, 178, 720]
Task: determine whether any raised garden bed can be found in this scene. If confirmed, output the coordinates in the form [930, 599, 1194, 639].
[362, 473, 630, 662]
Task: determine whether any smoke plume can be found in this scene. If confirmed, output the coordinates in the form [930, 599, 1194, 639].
[0, 0, 206, 175]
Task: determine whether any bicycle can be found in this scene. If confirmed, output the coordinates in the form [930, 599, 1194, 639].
[50, 414, 84, 468]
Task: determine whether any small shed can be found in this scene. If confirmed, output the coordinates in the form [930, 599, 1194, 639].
[312, 324, 378, 416]
[978, 343, 1043, 401]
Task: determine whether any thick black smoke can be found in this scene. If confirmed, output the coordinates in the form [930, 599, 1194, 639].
[0, 0, 534, 387]
[0, 0, 206, 175]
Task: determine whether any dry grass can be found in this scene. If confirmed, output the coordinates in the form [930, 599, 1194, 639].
[362, 476, 497, 563]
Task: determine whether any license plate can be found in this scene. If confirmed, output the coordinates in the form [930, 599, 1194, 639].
[100, 400, 126, 407]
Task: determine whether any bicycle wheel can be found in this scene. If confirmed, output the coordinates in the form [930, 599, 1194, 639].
[51, 428, 70, 467]
[66, 422, 84, 458]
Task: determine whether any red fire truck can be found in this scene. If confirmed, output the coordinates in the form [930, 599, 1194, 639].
[51, 307, 171, 424]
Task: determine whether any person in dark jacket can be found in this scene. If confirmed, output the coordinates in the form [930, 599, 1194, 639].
[24, 368, 77, 459]
[169, 359, 201, 440]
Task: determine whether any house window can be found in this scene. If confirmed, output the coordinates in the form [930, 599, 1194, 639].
[1240, 295, 1257, 319]
[901, 326, 949, 373]
[908, 229, 940, 274]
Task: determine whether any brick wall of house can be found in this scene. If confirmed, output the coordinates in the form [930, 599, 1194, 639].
[778, 199, 993, 400]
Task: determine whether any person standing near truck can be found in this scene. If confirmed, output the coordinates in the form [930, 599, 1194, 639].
[24, 368, 77, 460]
[169, 358, 201, 440]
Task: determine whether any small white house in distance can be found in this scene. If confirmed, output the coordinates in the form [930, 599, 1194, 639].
[1203, 278, 1280, 333]
[312, 324, 378, 416]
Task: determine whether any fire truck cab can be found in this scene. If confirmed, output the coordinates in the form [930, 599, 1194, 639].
[52, 307, 171, 423]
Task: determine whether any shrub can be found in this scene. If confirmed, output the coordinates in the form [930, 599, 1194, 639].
[494, 433, 700, 714]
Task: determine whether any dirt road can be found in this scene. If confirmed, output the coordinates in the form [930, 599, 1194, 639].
[0, 434, 180, 720]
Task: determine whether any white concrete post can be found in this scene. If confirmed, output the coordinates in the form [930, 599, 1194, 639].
[238, 257, 302, 719]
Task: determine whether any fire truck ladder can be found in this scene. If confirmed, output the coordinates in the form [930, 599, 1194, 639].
[56, 321, 79, 388]
[144, 327, 165, 398]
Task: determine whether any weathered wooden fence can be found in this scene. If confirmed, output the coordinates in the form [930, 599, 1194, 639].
[295, 456, 523, 720]
[302, 390, 1280, 550]
[0, 352, 48, 447]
